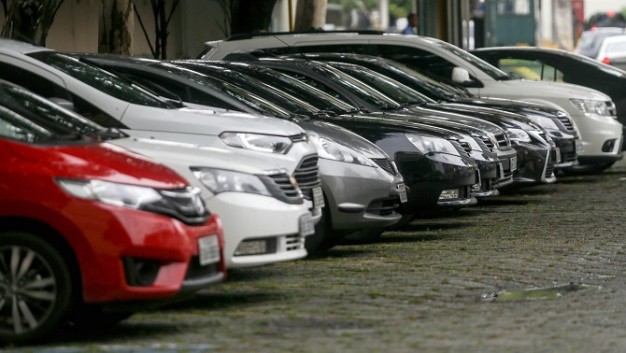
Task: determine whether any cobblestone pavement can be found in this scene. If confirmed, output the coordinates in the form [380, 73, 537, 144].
[7, 159, 626, 353]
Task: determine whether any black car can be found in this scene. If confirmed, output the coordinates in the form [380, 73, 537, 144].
[472, 46, 626, 150]
[294, 52, 578, 172]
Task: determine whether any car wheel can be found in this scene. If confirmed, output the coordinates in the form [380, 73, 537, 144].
[305, 204, 334, 255]
[0, 231, 73, 344]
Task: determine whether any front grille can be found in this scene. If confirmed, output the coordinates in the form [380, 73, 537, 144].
[494, 133, 510, 148]
[185, 256, 221, 281]
[480, 136, 495, 150]
[459, 141, 472, 154]
[555, 112, 576, 134]
[293, 155, 321, 200]
[366, 197, 400, 216]
[154, 187, 209, 225]
[284, 234, 305, 251]
[290, 133, 309, 143]
[259, 172, 303, 205]
[449, 140, 470, 157]
[561, 151, 577, 163]
[371, 158, 398, 176]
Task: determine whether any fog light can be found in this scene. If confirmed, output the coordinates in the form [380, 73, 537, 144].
[438, 189, 460, 200]
[122, 257, 161, 286]
[234, 238, 276, 256]
[602, 139, 616, 152]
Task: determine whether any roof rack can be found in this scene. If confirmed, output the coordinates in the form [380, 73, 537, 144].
[224, 29, 385, 42]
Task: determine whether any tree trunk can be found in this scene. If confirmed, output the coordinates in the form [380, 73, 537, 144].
[98, 0, 134, 55]
[1, 0, 65, 46]
[295, 0, 327, 31]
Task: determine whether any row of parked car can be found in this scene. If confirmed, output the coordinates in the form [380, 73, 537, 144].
[1, 30, 623, 344]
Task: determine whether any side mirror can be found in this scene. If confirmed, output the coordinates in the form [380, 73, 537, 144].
[48, 97, 75, 112]
[452, 67, 472, 84]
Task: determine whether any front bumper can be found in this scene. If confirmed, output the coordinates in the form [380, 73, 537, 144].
[512, 142, 556, 184]
[395, 151, 479, 215]
[207, 192, 312, 268]
[65, 200, 226, 304]
[570, 112, 623, 163]
[319, 159, 403, 232]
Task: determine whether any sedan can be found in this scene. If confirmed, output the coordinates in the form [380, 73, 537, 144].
[0, 79, 225, 344]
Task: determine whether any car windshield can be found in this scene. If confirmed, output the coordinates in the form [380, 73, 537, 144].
[310, 64, 403, 110]
[179, 63, 320, 115]
[227, 65, 357, 114]
[28, 51, 174, 108]
[331, 62, 434, 105]
[436, 40, 511, 80]
[154, 63, 295, 119]
[375, 58, 469, 98]
[0, 82, 109, 143]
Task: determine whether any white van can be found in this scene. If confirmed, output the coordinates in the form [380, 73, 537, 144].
[201, 31, 623, 170]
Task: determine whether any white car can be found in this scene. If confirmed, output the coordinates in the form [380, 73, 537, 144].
[594, 34, 626, 63]
[0, 39, 324, 268]
[200, 32, 624, 171]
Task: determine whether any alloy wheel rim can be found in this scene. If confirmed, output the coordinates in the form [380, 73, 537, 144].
[0, 245, 57, 335]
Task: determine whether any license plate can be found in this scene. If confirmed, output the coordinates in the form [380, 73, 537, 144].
[555, 147, 562, 163]
[510, 156, 518, 171]
[312, 186, 325, 209]
[396, 183, 408, 203]
[198, 236, 220, 266]
[575, 139, 583, 152]
[299, 213, 315, 237]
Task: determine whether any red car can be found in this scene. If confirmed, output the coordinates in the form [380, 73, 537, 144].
[0, 94, 226, 344]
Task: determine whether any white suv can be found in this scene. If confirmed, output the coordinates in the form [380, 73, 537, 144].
[201, 31, 624, 170]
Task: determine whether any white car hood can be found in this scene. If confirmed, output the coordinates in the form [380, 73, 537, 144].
[120, 105, 305, 136]
[479, 79, 610, 101]
[107, 137, 269, 175]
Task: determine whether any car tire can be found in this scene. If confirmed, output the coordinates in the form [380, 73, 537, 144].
[305, 198, 341, 255]
[0, 231, 73, 345]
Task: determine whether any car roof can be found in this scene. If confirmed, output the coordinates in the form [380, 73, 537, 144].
[0, 38, 51, 54]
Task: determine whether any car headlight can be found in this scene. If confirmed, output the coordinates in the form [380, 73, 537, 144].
[57, 179, 164, 209]
[405, 134, 461, 155]
[220, 132, 293, 154]
[506, 128, 531, 143]
[308, 132, 376, 167]
[57, 179, 208, 223]
[191, 167, 272, 196]
[570, 99, 612, 116]
[524, 114, 559, 130]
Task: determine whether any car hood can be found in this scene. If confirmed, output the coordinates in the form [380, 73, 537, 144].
[481, 79, 610, 101]
[298, 120, 388, 159]
[405, 104, 508, 136]
[121, 105, 305, 137]
[451, 96, 563, 116]
[336, 112, 463, 140]
[7, 140, 187, 189]
[108, 137, 268, 175]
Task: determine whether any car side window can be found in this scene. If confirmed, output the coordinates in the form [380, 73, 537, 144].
[496, 58, 564, 82]
[0, 62, 124, 129]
